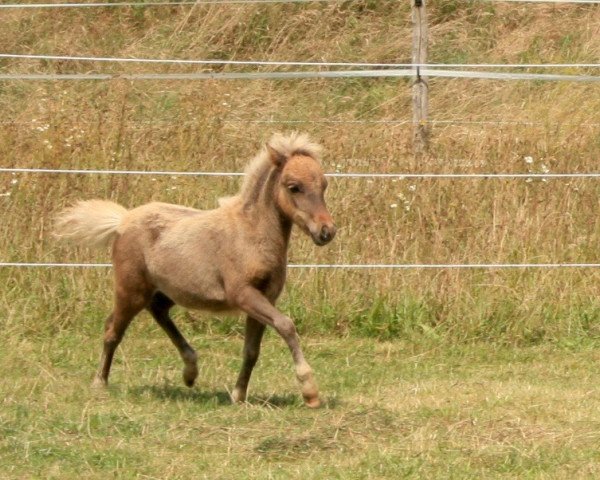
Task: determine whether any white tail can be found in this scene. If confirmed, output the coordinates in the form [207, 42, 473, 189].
[54, 200, 128, 248]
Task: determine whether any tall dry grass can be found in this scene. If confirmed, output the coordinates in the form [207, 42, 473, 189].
[1, 1, 599, 343]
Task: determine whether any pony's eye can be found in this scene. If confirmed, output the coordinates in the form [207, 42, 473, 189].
[288, 184, 302, 194]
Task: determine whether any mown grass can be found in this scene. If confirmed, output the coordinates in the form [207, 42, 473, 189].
[3, 319, 600, 479]
[2, 1, 600, 477]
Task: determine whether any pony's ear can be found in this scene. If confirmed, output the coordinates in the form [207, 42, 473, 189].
[266, 143, 287, 167]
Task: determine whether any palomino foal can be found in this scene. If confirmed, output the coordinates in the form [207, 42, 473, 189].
[55, 133, 336, 407]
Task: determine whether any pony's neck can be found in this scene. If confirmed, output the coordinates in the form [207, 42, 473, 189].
[241, 164, 292, 250]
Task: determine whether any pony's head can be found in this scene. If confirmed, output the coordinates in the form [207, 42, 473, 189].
[267, 134, 336, 246]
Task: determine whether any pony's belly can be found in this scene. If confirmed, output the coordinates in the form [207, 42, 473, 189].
[148, 263, 231, 312]
[157, 282, 232, 312]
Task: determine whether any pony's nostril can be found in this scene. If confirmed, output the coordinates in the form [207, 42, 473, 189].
[319, 226, 332, 243]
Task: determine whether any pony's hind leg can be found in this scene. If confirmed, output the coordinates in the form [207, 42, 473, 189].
[92, 292, 148, 388]
[93, 241, 152, 388]
[231, 316, 266, 403]
[147, 292, 199, 387]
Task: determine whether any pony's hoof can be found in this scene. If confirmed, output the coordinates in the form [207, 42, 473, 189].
[304, 396, 321, 409]
[183, 373, 196, 388]
[183, 364, 198, 387]
[230, 388, 246, 404]
[183, 377, 195, 388]
[91, 376, 107, 389]
[231, 387, 247, 403]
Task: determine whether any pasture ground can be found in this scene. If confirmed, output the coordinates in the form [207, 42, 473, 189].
[2, 314, 600, 479]
[2, 2, 600, 478]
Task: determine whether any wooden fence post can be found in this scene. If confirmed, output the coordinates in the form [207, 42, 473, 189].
[412, 0, 430, 155]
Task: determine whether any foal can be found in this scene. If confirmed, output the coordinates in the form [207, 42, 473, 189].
[55, 133, 336, 407]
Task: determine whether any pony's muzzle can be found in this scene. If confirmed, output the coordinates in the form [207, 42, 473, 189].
[319, 224, 335, 244]
[312, 223, 336, 246]
[304, 210, 336, 246]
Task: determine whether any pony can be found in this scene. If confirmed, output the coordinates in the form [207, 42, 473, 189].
[55, 133, 336, 408]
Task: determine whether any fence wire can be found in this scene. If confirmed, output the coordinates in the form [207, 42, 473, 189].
[2, 262, 600, 269]
[2, 167, 600, 179]
[1, 0, 598, 7]
[1, 69, 599, 82]
[3, 53, 600, 70]
[0, 0, 343, 8]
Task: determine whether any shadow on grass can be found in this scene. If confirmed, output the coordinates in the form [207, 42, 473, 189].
[128, 385, 232, 405]
[248, 393, 301, 408]
[128, 385, 340, 409]
[249, 394, 340, 409]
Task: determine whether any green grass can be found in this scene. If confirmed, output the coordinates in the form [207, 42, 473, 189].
[2, 2, 600, 477]
[2, 316, 600, 478]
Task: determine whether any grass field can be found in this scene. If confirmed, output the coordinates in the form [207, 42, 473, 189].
[2, 0, 600, 477]
[3, 319, 600, 479]
[1, 1, 599, 338]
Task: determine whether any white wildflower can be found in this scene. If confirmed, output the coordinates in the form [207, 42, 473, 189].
[0, 192, 10, 197]
[10, 179, 18, 185]
[390, 203, 398, 209]
[524, 156, 534, 164]
[408, 184, 416, 192]
[540, 164, 550, 174]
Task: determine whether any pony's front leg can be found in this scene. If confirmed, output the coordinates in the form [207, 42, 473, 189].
[231, 316, 265, 403]
[230, 286, 320, 408]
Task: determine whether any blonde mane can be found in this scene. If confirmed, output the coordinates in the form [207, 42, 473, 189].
[220, 132, 323, 207]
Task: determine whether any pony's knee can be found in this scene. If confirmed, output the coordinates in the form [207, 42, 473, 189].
[274, 316, 297, 340]
[103, 314, 133, 346]
[103, 331, 121, 350]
